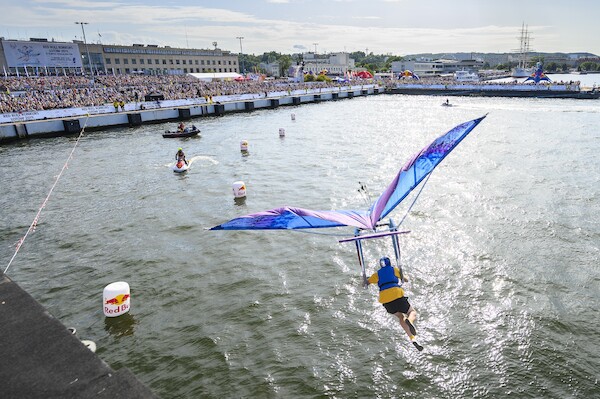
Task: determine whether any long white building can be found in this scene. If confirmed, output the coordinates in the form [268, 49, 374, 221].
[0, 37, 240, 76]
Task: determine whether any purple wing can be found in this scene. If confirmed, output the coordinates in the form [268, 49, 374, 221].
[210, 115, 487, 231]
[210, 206, 372, 230]
[368, 115, 487, 225]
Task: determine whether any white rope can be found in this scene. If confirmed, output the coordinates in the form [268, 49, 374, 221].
[397, 172, 432, 227]
[4, 116, 89, 275]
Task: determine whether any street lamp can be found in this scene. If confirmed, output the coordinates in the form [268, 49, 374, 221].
[236, 36, 244, 74]
[75, 22, 92, 76]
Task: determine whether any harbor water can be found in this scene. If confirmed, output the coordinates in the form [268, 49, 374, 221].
[1, 93, 599, 398]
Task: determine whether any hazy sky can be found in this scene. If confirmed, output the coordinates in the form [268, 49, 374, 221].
[3, 0, 599, 56]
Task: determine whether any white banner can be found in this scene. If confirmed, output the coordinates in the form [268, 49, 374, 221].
[2, 40, 83, 68]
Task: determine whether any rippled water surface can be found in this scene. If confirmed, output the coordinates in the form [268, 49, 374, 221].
[1, 94, 599, 398]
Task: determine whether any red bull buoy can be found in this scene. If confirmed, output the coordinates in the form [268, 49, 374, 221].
[279, 128, 285, 137]
[103, 281, 131, 317]
[232, 181, 246, 198]
[240, 140, 249, 152]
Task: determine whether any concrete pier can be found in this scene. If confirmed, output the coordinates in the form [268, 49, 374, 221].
[0, 272, 157, 398]
[0, 86, 381, 144]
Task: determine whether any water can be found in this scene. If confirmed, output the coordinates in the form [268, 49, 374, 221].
[1, 94, 599, 398]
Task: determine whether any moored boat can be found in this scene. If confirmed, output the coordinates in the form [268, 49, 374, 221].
[454, 70, 479, 82]
[163, 125, 200, 138]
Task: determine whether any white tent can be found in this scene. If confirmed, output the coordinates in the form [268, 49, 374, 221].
[188, 72, 243, 82]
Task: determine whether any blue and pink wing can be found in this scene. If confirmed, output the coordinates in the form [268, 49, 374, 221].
[210, 206, 372, 230]
[367, 115, 487, 226]
[211, 115, 487, 231]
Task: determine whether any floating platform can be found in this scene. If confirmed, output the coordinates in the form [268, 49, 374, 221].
[389, 83, 600, 99]
[0, 272, 157, 398]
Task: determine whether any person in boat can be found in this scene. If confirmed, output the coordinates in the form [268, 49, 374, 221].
[367, 256, 423, 351]
[178, 122, 186, 132]
[445, 98, 450, 105]
[175, 147, 188, 165]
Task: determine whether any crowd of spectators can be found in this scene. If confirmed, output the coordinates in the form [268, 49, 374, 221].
[0, 74, 366, 114]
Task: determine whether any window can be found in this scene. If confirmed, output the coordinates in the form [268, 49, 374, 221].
[155, 59, 160, 64]
[148, 59, 152, 64]
[182, 60, 186, 65]
[201, 60, 205, 65]
[124, 59, 129, 64]
[132, 59, 137, 64]
[139, 59, 144, 64]
[169, 59, 174, 65]
[106, 58, 111, 64]
[115, 58, 120, 64]
[195, 60, 198, 65]
[189, 60, 192, 65]
[176, 60, 180, 65]
[218, 60, 221, 65]
[163, 60, 167, 64]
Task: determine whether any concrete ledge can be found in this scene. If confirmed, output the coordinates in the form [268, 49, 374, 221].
[0, 273, 157, 398]
[0, 88, 380, 143]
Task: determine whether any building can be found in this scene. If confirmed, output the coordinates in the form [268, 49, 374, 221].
[0, 38, 240, 76]
[301, 52, 355, 76]
[392, 58, 484, 77]
[259, 61, 280, 77]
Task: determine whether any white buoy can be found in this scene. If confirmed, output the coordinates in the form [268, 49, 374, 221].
[103, 281, 131, 317]
[81, 340, 97, 353]
[291, 113, 296, 121]
[279, 128, 285, 137]
[232, 181, 247, 198]
[240, 140, 249, 152]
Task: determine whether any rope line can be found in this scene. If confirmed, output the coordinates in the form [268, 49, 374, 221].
[4, 116, 89, 275]
[397, 172, 432, 227]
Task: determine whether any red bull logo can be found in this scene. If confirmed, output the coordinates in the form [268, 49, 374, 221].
[105, 294, 129, 305]
[104, 294, 130, 316]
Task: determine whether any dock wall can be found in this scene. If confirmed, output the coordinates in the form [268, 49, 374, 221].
[0, 85, 383, 143]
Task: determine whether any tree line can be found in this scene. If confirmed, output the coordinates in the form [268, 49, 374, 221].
[238, 51, 599, 76]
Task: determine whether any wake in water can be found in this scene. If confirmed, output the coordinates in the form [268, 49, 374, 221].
[163, 155, 219, 168]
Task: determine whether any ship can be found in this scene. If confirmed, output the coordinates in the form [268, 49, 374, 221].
[511, 23, 533, 78]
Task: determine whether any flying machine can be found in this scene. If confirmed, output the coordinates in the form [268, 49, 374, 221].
[211, 115, 488, 283]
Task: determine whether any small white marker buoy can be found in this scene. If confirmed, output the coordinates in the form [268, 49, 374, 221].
[240, 140, 249, 152]
[103, 281, 131, 318]
[291, 113, 296, 121]
[81, 340, 97, 353]
[279, 128, 285, 137]
[232, 181, 247, 198]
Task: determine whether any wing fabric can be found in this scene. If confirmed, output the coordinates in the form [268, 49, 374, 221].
[210, 206, 372, 230]
[210, 115, 487, 231]
[369, 115, 487, 225]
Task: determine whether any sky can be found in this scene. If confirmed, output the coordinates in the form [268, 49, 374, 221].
[3, 0, 599, 56]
